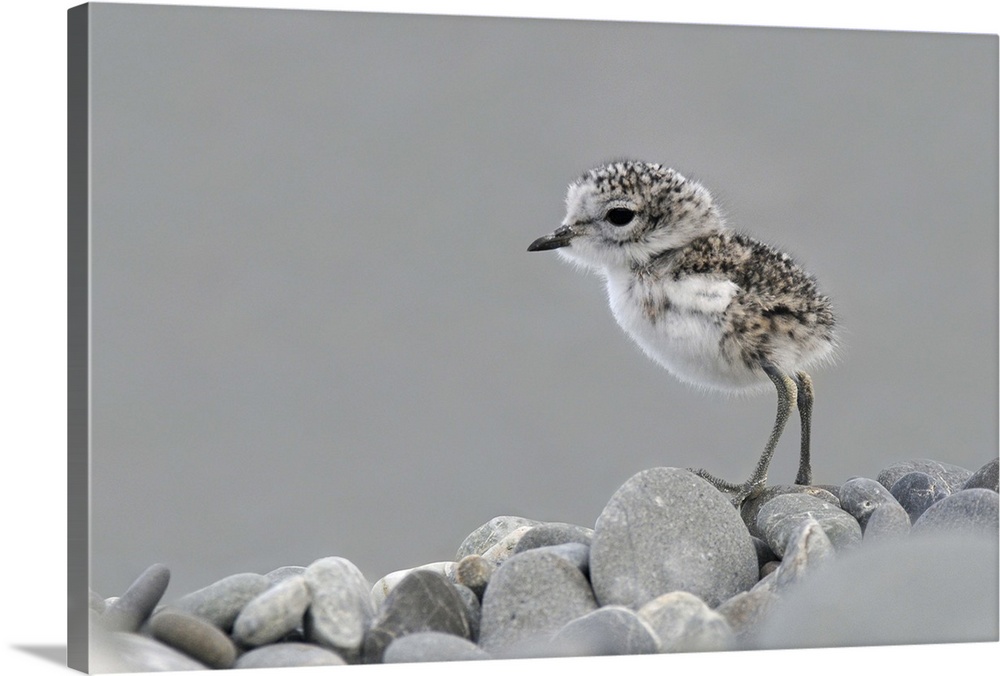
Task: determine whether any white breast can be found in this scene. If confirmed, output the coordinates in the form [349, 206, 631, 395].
[604, 271, 762, 392]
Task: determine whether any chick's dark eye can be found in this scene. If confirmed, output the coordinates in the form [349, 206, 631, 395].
[606, 208, 635, 226]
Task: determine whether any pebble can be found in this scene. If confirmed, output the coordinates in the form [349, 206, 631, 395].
[167, 572, 270, 632]
[148, 608, 237, 668]
[478, 548, 598, 656]
[233, 575, 312, 647]
[453, 555, 495, 598]
[371, 561, 455, 608]
[877, 458, 973, 494]
[637, 591, 734, 652]
[451, 581, 481, 642]
[455, 515, 541, 559]
[549, 605, 661, 656]
[363, 569, 471, 663]
[383, 631, 490, 663]
[862, 502, 911, 542]
[838, 477, 900, 529]
[590, 467, 758, 609]
[512, 522, 594, 553]
[752, 493, 861, 557]
[772, 518, 835, 591]
[233, 643, 347, 668]
[101, 563, 171, 632]
[480, 526, 533, 565]
[889, 471, 950, 522]
[538, 542, 591, 577]
[963, 457, 999, 492]
[303, 556, 375, 662]
[740, 484, 840, 530]
[911, 488, 1000, 537]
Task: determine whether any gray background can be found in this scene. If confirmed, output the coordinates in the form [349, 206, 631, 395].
[88, 3, 998, 599]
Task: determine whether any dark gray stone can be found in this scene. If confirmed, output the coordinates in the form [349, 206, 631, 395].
[839, 477, 900, 529]
[372, 562, 454, 608]
[451, 581, 481, 642]
[862, 502, 911, 542]
[303, 556, 374, 662]
[890, 471, 950, 522]
[755, 533, 999, 649]
[753, 493, 861, 556]
[590, 467, 757, 609]
[741, 485, 840, 531]
[168, 572, 270, 632]
[912, 488, 1000, 537]
[383, 631, 490, 663]
[456, 516, 542, 559]
[364, 569, 470, 664]
[637, 591, 734, 652]
[550, 606, 661, 656]
[513, 522, 594, 553]
[478, 548, 598, 656]
[751, 536, 778, 567]
[964, 458, 999, 492]
[234, 643, 347, 668]
[877, 459, 973, 493]
[233, 575, 311, 647]
[454, 555, 495, 599]
[102, 563, 171, 633]
[148, 608, 237, 669]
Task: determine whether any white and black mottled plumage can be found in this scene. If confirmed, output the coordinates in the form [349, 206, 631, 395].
[528, 160, 838, 505]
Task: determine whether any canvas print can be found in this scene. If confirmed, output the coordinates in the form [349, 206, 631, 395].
[68, 2, 999, 672]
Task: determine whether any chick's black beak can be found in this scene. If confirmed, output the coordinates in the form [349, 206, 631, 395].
[527, 225, 575, 252]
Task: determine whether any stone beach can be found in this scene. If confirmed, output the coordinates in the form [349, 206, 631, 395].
[90, 456, 999, 671]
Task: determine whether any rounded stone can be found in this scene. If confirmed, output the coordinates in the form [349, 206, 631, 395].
[167, 572, 270, 632]
[233, 575, 312, 647]
[371, 561, 455, 608]
[451, 581, 481, 642]
[102, 563, 171, 632]
[303, 556, 375, 662]
[480, 526, 533, 565]
[637, 591, 734, 652]
[478, 548, 598, 656]
[890, 471, 950, 522]
[550, 606, 661, 656]
[963, 457, 999, 492]
[838, 477, 900, 529]
[754, 533, 999, 649]
[513, 522, 594, 553]
[234, 643, 347, 668]
[455, 515, 542, 560]
[590, 467, 757, 609]
[772, 518, 835, 591]
[877, 459, 973, 493]
[911, 488, 1000, 537]
[363, 569, 471, 663]
[753, 493, 861, 556]
[534, 542, 590, 577]
[383, 631, 490, 663]
[741, 484, 840, 530]
[148, 608, 237, 669]
[862, 502, 911, 542]
[454, 555, 495, 598]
